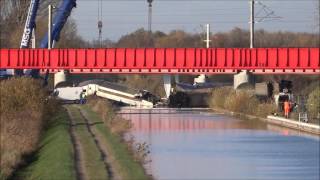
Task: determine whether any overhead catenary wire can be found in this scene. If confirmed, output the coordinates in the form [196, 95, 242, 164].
[72, 0, 317, 41]
[75, 0, 316, 1]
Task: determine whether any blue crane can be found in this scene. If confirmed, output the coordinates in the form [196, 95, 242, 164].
[39, 0, 77, 48]
[30, 0, 77, 78]
[9, 0, 41, 76]
[20, 0, 77, 49]
[20, 0, 41, 49]
[1, 0, 77, 79]
[1, 0, 40, 77]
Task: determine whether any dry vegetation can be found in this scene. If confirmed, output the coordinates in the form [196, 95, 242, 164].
[86, 97, 150, 164]
[210, 85, 320, 124]
[210, 87, 277, 118]
[86, 97, 132, 135]
[119, 75, 165, 97]
[307, 87, 320, 122]
[0, 78, 57, 179]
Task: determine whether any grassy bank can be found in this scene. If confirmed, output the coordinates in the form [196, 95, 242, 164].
[0, 78, 55, 179]
[14, 109, 76, 180]
[209, 87, 277, 118]
[84, 98, 149, 180]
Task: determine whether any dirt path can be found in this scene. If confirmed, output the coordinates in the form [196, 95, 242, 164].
[66, 106, 88, 180]
[77, 108, 116, 179]
[65, 105, 121, 180]
[79, 108, 122, 180]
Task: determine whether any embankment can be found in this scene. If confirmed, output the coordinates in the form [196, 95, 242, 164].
[0, 78, 57, 179]
[209, 87, 320, 135]
[84, 98, 150, 179]
[0, 78, 149, 180]
[266, 116, 320, 135]
[13, 108, 76, 180]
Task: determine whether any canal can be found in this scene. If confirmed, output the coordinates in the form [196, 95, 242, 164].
[120, 108, 320, 180]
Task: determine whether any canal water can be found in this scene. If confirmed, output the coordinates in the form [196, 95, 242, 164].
[120, 108, 320, 180]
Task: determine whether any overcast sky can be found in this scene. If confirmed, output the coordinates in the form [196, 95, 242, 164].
[70, 0, 319, 41]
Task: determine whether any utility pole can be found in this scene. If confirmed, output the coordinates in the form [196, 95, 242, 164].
[98, 21, 103, 47]
[48, 4, 52, 49]
[250, 0, 255, 48]
[147, 0, 153, 33]
[202, 24, 211, 81]
[98, 0, 103, 47]
[194, 24, 211, 85]
[204, 24, 211, 48]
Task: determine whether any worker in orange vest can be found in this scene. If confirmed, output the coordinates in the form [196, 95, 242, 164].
[284, 100, 290, 118]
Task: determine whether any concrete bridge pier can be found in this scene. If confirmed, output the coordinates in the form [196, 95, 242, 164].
[163, 75, 172, 98]
[174, 75, 180, 84]
[233, 71, 255, 89]
[162, 75, 181, 98]
[54, 71, 68, 88]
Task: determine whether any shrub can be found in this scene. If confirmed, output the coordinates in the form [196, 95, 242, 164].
[210, 87, 276, 118]
[210, 87, 233, 109]
[224, 90, 259, 114]
[0, 77, 56, 179]
[307, 87, 320, 120]
[255, 103, 277, 117]
[86, 97, 150, 166]
[87, 97, 131, 135]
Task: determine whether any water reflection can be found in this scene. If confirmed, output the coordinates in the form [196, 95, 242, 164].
[266, 124, 320, 141]
[120, 109, 266, 132]
[120, 108, 320, 180]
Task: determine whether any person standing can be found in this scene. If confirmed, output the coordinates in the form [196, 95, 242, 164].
[284, 100, 290, 118]
[79, 91, 85, 104]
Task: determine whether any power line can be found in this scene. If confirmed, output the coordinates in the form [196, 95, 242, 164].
[76, 0, 316, 1]
[70, 0, 317, 40]
[254, 1, 282, 23]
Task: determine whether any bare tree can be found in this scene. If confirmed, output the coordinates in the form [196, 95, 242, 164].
[1, 0, 30, 24]
[0, 0, 59, 20]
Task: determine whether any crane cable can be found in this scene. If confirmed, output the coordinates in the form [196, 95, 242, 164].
[98, 0, 103, 47]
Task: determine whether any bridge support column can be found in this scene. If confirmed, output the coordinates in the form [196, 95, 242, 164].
[174, 75, 180, 84]
[54, 71, 67, 88]
[234, 71, 255, 89]
[163, 75, 172, 98]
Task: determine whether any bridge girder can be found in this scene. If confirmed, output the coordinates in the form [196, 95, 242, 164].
[1, 48, 319, 74]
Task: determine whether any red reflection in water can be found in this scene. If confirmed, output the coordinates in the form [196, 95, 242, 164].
[120, 109, 250, 132]
[281, 129, 289, 136]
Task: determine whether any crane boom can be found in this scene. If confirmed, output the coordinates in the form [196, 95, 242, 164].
[10, 0, 41, 76]
[20, 0, 40, 48]
[31, 0, 77, 78]
[3, 0, 77, 78]
[40, 0, 77, 48]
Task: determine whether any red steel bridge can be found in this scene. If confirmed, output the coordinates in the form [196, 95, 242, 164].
[0, 48, 319, 74]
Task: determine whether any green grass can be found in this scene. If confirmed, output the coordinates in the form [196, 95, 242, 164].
[67, 105, 109, 180]
[15, 108, 76, 180]
[81, 106, 149, 180]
